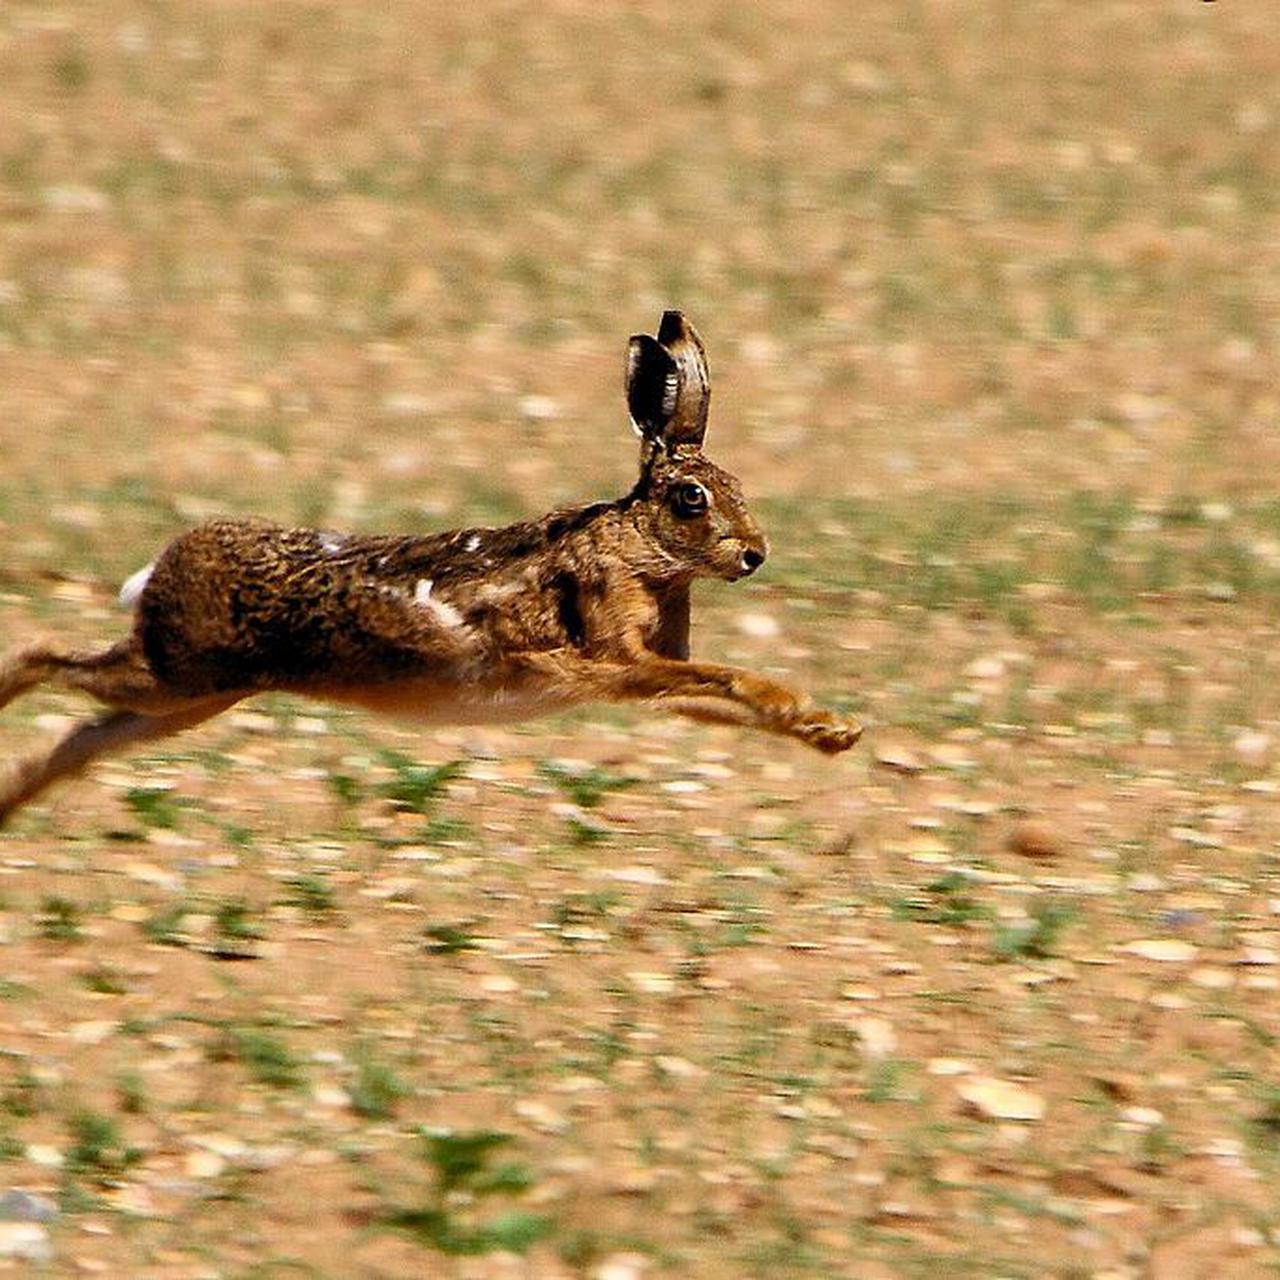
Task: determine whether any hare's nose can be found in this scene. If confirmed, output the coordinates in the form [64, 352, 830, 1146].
[741, 547, 766, 575]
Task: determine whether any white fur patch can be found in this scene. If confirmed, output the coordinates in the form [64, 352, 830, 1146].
[465, 534, 482, 553]
[118, 562, 155, 607]
[476, 580, 521, 604]
[318, 531, 345, 554]
[413, 578, 465, 629]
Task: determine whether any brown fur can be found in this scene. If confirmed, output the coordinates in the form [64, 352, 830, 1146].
[0, 312, 860, 825]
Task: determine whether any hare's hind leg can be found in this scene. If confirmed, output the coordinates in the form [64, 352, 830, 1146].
[0, 696, 239, 828]
[0, 643, 64, 714]
[0, 636, 186, 716]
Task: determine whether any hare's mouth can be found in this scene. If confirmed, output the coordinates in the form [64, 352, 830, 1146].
[718, 544, 766, 581]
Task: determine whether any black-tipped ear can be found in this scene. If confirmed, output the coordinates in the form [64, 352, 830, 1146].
[655, 310, 710, 449]
[626, 334, 679, 441]
[625, 312, 712, 454]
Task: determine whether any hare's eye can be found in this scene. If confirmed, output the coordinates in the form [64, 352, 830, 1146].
[671, 481, 709, 519]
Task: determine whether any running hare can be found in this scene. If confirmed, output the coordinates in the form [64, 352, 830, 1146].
[0, 312, 861, 825]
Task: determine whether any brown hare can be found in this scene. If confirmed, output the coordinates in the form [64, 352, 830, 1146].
[0, 311, 861, 826]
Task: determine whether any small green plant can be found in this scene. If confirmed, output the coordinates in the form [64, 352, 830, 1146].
[140, 902, 190, 947]
[382, 1129, 552, 1256]
[419, 815, 472, 843]
[211, 898, 264, 959]
[564, 811, 610, 846]
[123, 785, 184, 830]
[862, 1058, 908, 1104]
[891, 872, 991, 928]
[36, 895, 83, 943]
[65, 1110, 141, 1182]
[116, 1071, 147, 1115]
[550, 892, 618, 928]
[350, 1053, 409, 1120]
[283, 874, 338, 919]
[1246, 1081, 1280, 1153]
[2, 1069, 45, 1118]
[80, 965, 128, 995]
[537, 761, 638, 809]
[991, 897, 1078, 961]
[377, 752, 464, 813]
[327, 771, 363, 807]
[218, 1028, 304, 1090]
[1135, 1121, 1183, 1173]
[423, 922, 481, 955]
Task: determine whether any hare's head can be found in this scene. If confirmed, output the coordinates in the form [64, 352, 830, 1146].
[625, 312, 768, 583]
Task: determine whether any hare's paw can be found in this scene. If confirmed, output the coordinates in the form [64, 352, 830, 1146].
[794, 709, 863, 755]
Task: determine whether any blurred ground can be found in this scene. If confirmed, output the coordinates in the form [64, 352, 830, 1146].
[1, 1, 1279, 1276]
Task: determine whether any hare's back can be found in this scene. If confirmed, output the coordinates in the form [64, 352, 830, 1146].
[132, 521, 471, 696]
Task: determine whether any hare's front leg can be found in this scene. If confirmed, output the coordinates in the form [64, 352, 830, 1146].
[517, 652, 861, 754]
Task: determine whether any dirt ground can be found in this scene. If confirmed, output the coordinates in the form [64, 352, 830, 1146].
[1, 1, 1279, 1276]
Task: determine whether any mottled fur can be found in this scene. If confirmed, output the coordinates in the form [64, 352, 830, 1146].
[0, 312, 860, 825]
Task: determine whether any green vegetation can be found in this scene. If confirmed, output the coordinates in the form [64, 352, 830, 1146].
[382, 1129, 553, 1256]
[377, 753, 465, 814]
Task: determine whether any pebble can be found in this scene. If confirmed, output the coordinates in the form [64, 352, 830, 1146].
[854, 1017, 897, 1059]
[0, 1190, 56, 1223]
[872, 744, 926, 774]
[927, 1058, 975, 1076]
[964, 656, 1007, 681]
[184, 1151, 226, 1179]
[1233, 730, 1271, 764]
[928, 744, 978, 771]
[627, 972, 674, 995]
[1121, 939, 1197, 963]
[1168, 827, 1222, 849]
[122, 861, 181, 890]
[1119, 1107, 1164, 1128]
[69, 1021, 117, 1045]
[735, 612, 781, 638]
[654, 1056, 706, 1081]
[518, 393, 559, 422]
[311, 1085, 351, 1108]
[594, 1255, 651, 1280]
[1191, 967, 1234, 989]
[1008, 820, 1062, 860]
[603, 866, 669, 886]
[189, 1134, 248, 1161]
[0, 1223, 51, 1263]
[514, 1099, 568, 1134]
[956, 1077, 1047, 1122]
[1126, 873, 1166, 893]
[1245, 974, 1280, 991]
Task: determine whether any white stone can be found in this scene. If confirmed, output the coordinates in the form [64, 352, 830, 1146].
[735, 612, 780, 638]
[956, 1077, 1046, 1122]
[0, 1223, 51, 1262]
[1121, 939, 1197, 963]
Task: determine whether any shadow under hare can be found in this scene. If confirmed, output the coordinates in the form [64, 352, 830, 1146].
[0, 311, 861, 825]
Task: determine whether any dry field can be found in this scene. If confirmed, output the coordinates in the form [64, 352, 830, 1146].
[1, 1, 1279, 1276]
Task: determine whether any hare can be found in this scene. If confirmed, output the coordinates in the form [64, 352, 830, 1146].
[0, 311, 861, 826]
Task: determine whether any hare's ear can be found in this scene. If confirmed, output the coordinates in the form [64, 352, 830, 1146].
[655, 310, 709, 450]
[626, 334, 680, 443]
[626, 311, 711, 453]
